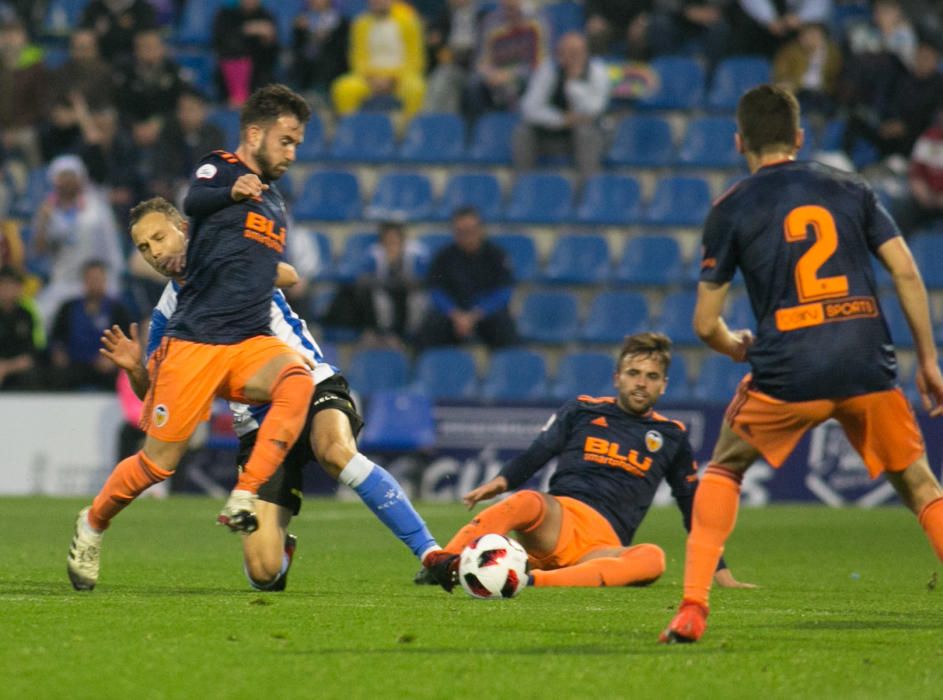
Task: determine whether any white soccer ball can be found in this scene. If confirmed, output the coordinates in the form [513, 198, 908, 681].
[458, 533, 529, 599]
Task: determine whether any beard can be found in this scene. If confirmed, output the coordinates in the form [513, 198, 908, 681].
[254, 141, 286, 181]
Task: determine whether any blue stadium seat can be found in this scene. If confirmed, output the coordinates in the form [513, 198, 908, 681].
[574, 174, 643, 226]
[398, 113, 465, 163]
[417, 231, 452, 257]
[43, 0, 87, 36]
[329, 112, 396, 162]
[542, 233, 611, 285]
[433, 172, 502, 222]
[606, 115, 674, 168]
[643, 176, 712, 227]
[413, 348, 478, 400]
[11, 167, 47, 219]
[345, 348, 411, 394]
[636, 56, 705, 111]
[677, 116, 740, 168]
[365, 171, 433, 221]
[175, 50, 216, 98]
[326, 231, 377, 282]
[518, 290, 581, 344]
[543, 1, 584, 43]
[580, 291, 649, 344]
[725, 293, 755, 331]
[296, 112, 324, 161]
[177, 0, 226, 44]
[337, 0, 368, 18]
[706, 56, 771, 113]
[467, 112, 519, 165]
[910, 233, 943, 289]
[491, 232, 539, 282]
[692, 355, 747, 402]
[207, 108, 240, 151]
[291, 229, 331, 271]
[503, 173, 573, 224]
[263, 0, 304, 43]
[293, 170, 362, 221]
[880, 295, 914, 349]
[614, 234, 684, 286]
[551, 352, 615, 401]
[662, 353, 692, 402]
[658, 291, 700, 346]
[359, 391, 436, 451]
[481, 349, 548, 402]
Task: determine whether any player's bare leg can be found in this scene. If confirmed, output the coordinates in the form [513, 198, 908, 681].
[242, 501, 295, 591]
[885, 455, 943, 560]
[660, 423, 759, 643]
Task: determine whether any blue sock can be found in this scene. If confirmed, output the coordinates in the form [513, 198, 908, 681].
[340, 454, 439, 561]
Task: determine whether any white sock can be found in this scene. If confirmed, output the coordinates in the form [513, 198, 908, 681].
[337, 453, 373, 488]
[81, 512, 102, 537]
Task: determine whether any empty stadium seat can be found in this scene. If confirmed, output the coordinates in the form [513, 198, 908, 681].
[606, 115, 675, 168]
[175, 50, 216, 98]
[296, 112, 325, 161]
[177, 0, 225, 44]
[706, 56, 771, 112]
[910, 233, 943, 289]
[481, 349, 548, 402]
[643, 176, 712, 227]
[491, 232, 539, 282]
[503, 173, 573, 224]
[417, 231, 452, 256]
[326, 231, 377, 282]
[580, 291, 650, 344]
[880, 295, 914, 348]
[365, 171, 433, 221]
[329, 112, 395, 162]
[662, 353, 692, 402]
[433, 172, 502, 221]
[518, 290, 581, 344]
[542, 233, 611, 284]
[543, 1, 584, 43]
[207, 107, 240, 151]
[725, 293, 755, 331]
[574, 174, 643, 226]
[636, 56, 705, 111]
[413, 348, 478, 400]
[10, 167, 47, 219]
[614, 234, 684, 286]
[692, 355, 747, 402]
[398, 113, 465, 163]
[658, 291, 700, 346]
[467, 112, 519, 165]
[293, 170, 361, 221]
[551, 352, 615, 401]
[358, 391, 436, 451]
[345, 348, 410, 394]
[677, 116, 740, 168]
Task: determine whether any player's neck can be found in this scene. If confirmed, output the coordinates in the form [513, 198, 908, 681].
[234, 146, 262, 176]
[748, 151, 796, 173]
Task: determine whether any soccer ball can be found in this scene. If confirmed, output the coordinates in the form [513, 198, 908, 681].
[458, 533, 529, 599]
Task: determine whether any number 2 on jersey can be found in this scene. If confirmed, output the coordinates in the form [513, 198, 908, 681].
[783, 205, 849, 302]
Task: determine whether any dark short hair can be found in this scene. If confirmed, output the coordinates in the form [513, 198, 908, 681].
[81, 259, 108, 274]
[450, 205, 481, 223]
[0, 265, 23, 283]
[129, 196, 185, 230]
[379, 221, 405, 238]
[240, 84, 311, 134]
[736, 84, 800, 155]
[617, 332, 672, 373]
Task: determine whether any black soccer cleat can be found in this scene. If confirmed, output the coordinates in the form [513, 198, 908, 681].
[267, 534, 297, 592]
[421, 551, 460, 593]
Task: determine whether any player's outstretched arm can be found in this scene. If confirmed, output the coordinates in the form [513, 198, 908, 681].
[693, 281, 753, 361]
[462, 476, 509, 509]
[100, 323, 150, 399]
[275, 262, 299, 288]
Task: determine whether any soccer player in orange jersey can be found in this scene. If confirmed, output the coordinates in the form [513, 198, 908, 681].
[660, 85, 943, 643]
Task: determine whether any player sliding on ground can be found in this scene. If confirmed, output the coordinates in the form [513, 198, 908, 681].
[422, 333, 753, 591]
[660, 85, 943, 644]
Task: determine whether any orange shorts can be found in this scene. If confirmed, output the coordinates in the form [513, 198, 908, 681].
[725, 376, 925, 477]
[527, 496, 621, 570]
[142, 336, 300, 442]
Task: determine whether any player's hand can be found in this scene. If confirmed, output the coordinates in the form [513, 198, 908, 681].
[916, 360, 943, 417]
[462, 476, 509, 509]
[714, 568, 758, 589]
[231, 174, 269, 202]
[100, 323, 142, 371]
[729, 329, 754, 362]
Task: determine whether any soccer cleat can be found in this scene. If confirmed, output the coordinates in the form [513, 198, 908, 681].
[268, 534, 297, 592]
[421, 550, 460, 593]
[659, 601, 709, 644]
[67, 507, 102, 591]
[217, 489, 259, 533]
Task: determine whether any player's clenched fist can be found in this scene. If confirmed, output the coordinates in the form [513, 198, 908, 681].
[231, 174, 269, 201]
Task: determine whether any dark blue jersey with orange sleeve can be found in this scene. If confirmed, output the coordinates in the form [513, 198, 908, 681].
[499, 396, 699, 546]
[166, 150, 288, 344]
[701, 160, 900, 401]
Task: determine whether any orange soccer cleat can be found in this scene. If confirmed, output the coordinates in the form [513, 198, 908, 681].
[658, 601, 709, 644]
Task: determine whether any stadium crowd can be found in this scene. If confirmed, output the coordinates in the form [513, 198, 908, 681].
[0, 0, 941, 398]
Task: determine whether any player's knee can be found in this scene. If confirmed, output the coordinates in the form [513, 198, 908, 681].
[623, 544, 666, 587]
[244, 548, 283, 585]
[504, 490, 546, 522]
[637, 543, 666, 577]
[314, 441, 356, 479]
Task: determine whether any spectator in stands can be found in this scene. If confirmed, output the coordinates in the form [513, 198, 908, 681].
[512, 32, 610, 186]
[213, 0, 280, 107]
[0, 217, 25, 272]
[463, 0, 547, 119]
[291, 0, 349, 93]
[0, 265, 42, 390]
[0, 18, 48, 169]
[647, 0, 732, 73]
[30, 155, 124, 327]
[0, 0, 48, 38]
[74, 101, 142, 217]
[80, 0, 158, 65]
[893, 111, 943, 233]
[417, 206, 518, 350]
[773, 22, 842, 119]
[585, 0, 653, 59]
[423, 0, 480, 113]
[48, 259, 133, 391]
[331, 0, 426, 123]
[727, 0, 832, 58]
[51, 29, 115, 113]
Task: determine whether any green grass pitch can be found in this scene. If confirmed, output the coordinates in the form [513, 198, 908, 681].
[2, 496, 941, 700]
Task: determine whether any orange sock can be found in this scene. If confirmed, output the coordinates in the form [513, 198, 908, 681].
[918, 497, 943, 561]
[532, 544, 666, 587]
[236, 364, 314, 493]
[682, 464, 742, 608]
[88, 451, 174, 531]
[444, 490, 545, 554]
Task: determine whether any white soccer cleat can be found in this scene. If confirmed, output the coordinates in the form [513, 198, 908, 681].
[217, 489, 259, 532]
[67, 507, 102, 591]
